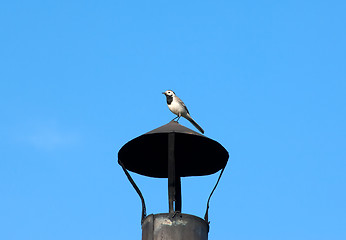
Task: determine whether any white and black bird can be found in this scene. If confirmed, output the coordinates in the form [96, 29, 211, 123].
[162, 90, 204, 134]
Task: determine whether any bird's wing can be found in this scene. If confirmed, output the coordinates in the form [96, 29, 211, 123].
[175, 96, 190, 114]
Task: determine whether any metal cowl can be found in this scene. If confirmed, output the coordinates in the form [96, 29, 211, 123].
[118, 121, 229, 178]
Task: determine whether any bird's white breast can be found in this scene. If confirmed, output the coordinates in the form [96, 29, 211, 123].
[168, 98, 187, 116]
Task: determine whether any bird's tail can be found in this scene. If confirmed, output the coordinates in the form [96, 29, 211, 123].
[185, 114, 204, 134]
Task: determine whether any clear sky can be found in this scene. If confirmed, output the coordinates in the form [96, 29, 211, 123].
[1, 1, 345, 239]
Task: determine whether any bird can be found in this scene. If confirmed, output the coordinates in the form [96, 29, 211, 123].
[162, 90, 204, 134]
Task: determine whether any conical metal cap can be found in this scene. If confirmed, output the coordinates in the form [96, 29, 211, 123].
[118, 121, 229, 178]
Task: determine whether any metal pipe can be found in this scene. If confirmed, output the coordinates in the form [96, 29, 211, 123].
[142, 213, 209, 240]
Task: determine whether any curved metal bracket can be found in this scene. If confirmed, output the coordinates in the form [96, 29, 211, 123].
[204, 166, 226, 223]
[119, 160, 147, 223]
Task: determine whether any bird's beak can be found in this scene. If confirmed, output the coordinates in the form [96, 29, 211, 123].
[162, 92, 166, 95]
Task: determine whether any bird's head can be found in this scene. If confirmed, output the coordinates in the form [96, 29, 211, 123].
[162, 90, 175, 97]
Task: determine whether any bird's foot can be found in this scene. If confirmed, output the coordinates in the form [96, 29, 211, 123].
[171, 116, 180, 122]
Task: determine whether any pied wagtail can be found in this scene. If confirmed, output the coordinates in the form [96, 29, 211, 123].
[162, 90, 204, 134]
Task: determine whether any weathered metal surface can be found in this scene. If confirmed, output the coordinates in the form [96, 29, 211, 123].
[142, 213, 209, 240]
[118, 121, 228, 178]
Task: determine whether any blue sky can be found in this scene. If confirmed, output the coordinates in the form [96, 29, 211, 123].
[1, 1, 346, 239]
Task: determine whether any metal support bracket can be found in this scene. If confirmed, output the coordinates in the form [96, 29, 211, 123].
[204, 166, 226, 223]
[168, 132, 182, 213]
[119, 160, 147, 223]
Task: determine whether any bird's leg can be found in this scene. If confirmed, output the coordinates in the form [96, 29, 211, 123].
[172, 114, 182, 122]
